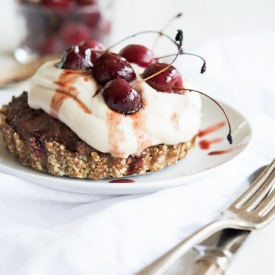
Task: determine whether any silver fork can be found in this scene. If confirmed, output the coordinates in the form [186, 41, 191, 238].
[137, 158, 275, 275]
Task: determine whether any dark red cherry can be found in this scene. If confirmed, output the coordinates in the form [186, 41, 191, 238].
[142, 63, 183, 93]
[60, 22, 90, 46]
[77, 0, 96, 6]
[119, 44, 155, 67]
[58, 45, 93, 70]
[42, 0, 76, 9]
[93, 52, 136, 85]
[81, 40, 104, 50]
[39, 36, 63, 55]
[80, 40, 105, 64]
[84, 11, 101, 28]
[100, 19, 112, 35]
[102, 79, 141, 114]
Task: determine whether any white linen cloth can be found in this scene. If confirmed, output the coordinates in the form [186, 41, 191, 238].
[1, 31, 275, 275]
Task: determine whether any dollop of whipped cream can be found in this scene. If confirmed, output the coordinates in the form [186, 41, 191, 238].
[28, 60, 202, 158]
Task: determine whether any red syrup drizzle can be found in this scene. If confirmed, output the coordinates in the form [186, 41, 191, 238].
[198, 121, 235, 155]
[51, 70, 92, 118]
[198, 121, 226, 137]
[208, 148, 236, 155]
[109, 179, 135, 183]
[199, 138, 224, 150]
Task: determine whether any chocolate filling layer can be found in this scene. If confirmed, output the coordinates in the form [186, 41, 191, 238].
[6, 92, 94, 156]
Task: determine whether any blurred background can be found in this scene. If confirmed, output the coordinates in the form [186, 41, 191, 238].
[1, 0, 275, 53]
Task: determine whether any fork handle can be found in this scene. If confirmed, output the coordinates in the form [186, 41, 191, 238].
[136, 219, 228, 275]
[186, 258, 224, 275]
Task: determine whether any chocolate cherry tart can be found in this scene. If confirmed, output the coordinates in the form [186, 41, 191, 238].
[0, 30, 232, 180]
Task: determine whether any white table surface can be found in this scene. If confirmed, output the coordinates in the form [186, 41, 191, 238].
[1, 1, 275, 275]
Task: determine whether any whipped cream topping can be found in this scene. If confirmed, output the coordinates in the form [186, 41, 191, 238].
[28, 60, 202, 158]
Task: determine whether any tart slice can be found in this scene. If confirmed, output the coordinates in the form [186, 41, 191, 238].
[0, 32, 205, 179]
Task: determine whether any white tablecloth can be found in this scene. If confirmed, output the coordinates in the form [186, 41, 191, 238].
[1, 30, 275, 275]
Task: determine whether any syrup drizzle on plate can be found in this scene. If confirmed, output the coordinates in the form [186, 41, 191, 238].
[199, 138, 224, 150]
[109, 179, 135, 184]
[198, 121, 234, 155]
[208, 148, 236, 155]
[198, 121, 226, 137]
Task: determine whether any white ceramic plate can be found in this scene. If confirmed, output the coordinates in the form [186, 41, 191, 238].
[0, 97, 252, 194]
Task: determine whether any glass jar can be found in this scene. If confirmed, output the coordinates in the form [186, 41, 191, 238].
[14, 0, 113, 63]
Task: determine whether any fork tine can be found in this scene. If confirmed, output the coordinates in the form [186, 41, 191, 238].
[254, 188, 275, 218]
[244, 168, 275, 212]
[232, 159, 275, 209]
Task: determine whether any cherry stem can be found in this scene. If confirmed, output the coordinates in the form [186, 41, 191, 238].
[161, 13, 183, 33]
[105, 30, 180, 52]
[175, 29, 183, 50]
[155, 52, 206, 74]
[173, 87, 233, 144]
[132, 30, 183, 89]
[151, 13, 183, 51]
[132, 56, 177, 89]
